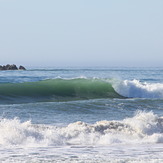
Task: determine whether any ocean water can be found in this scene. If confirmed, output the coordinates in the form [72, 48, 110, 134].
[0, 67, 163, 163]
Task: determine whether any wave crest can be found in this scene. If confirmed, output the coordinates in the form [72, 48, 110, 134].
[0, 78, 163, 104]
[114, 79, 163, 98]
[0, 78, 123, 104]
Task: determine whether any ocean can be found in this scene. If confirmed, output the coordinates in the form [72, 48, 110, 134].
[0, 67, 163, 163]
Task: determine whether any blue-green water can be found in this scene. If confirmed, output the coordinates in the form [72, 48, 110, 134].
[0, 67, 163, 162]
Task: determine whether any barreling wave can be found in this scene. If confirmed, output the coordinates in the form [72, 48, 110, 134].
[0, 78, 123, 104]
[0, 78, 163, 104]
[0, 111, 163, 146]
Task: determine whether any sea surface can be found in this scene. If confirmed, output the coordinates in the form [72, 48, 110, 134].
[0, 67, 163, 163]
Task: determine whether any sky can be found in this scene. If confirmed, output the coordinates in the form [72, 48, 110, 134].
[0, 0, 163, 67]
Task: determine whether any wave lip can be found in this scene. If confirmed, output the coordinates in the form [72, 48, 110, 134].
[113, 79, 163, 98]
[0, 78, 123, 104]
[0, 112, 163, 147]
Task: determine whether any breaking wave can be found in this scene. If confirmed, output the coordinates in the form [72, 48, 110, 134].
[114, 79, 163, 98]
[0, 78, 163, 104]
[0, 78, 123, 104]
[0, 111, 163, 147]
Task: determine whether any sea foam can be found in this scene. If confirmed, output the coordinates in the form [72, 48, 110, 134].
[0, 111, 163, 147]
[114, 79, 163, 98]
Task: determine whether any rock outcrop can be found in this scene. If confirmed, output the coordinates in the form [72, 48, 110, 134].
[0, 64, 26, 70]
[19, 65, 26, 70]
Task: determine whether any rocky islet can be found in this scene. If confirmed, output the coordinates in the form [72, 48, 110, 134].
[0, 64, 26, 70]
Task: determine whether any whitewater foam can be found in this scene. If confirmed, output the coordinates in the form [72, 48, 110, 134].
[114, 79, 163, 98]
[0, 111, 163, 147]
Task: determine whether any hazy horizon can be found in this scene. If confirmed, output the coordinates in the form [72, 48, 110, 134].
[0, 0, 163, 67]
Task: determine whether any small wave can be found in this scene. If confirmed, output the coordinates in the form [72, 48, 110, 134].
[0, 111, 163, 147]
[113, 79, 163, 98]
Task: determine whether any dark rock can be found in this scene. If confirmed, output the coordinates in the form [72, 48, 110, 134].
[0, 64, 26, 71]
[2, 65, 7, 70]
[19, 65, 26, 70]
[6, 64, 18, 70]
[5, 64, 10, 70]
[0, 65, 3, 70]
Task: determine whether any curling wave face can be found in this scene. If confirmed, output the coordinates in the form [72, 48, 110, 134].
[0, 78, 163, 104]
[0, 78, 123, 104]
[0, 111, 163, 147]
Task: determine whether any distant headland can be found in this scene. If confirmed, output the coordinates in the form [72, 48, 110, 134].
[0, 64, 26, 70]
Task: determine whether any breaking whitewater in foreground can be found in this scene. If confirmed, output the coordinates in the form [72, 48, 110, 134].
[0, 111, 163, 162]
[0, 67, 163, 162]
[1, 111, 163, 146]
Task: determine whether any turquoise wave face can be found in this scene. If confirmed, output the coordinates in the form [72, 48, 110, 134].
[0, 78, 124, 104]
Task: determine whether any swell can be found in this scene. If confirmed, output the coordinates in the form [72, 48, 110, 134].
[0, 78, 124, 104]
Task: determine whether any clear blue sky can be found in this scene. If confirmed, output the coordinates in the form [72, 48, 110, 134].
[0, 0, 163, 67]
